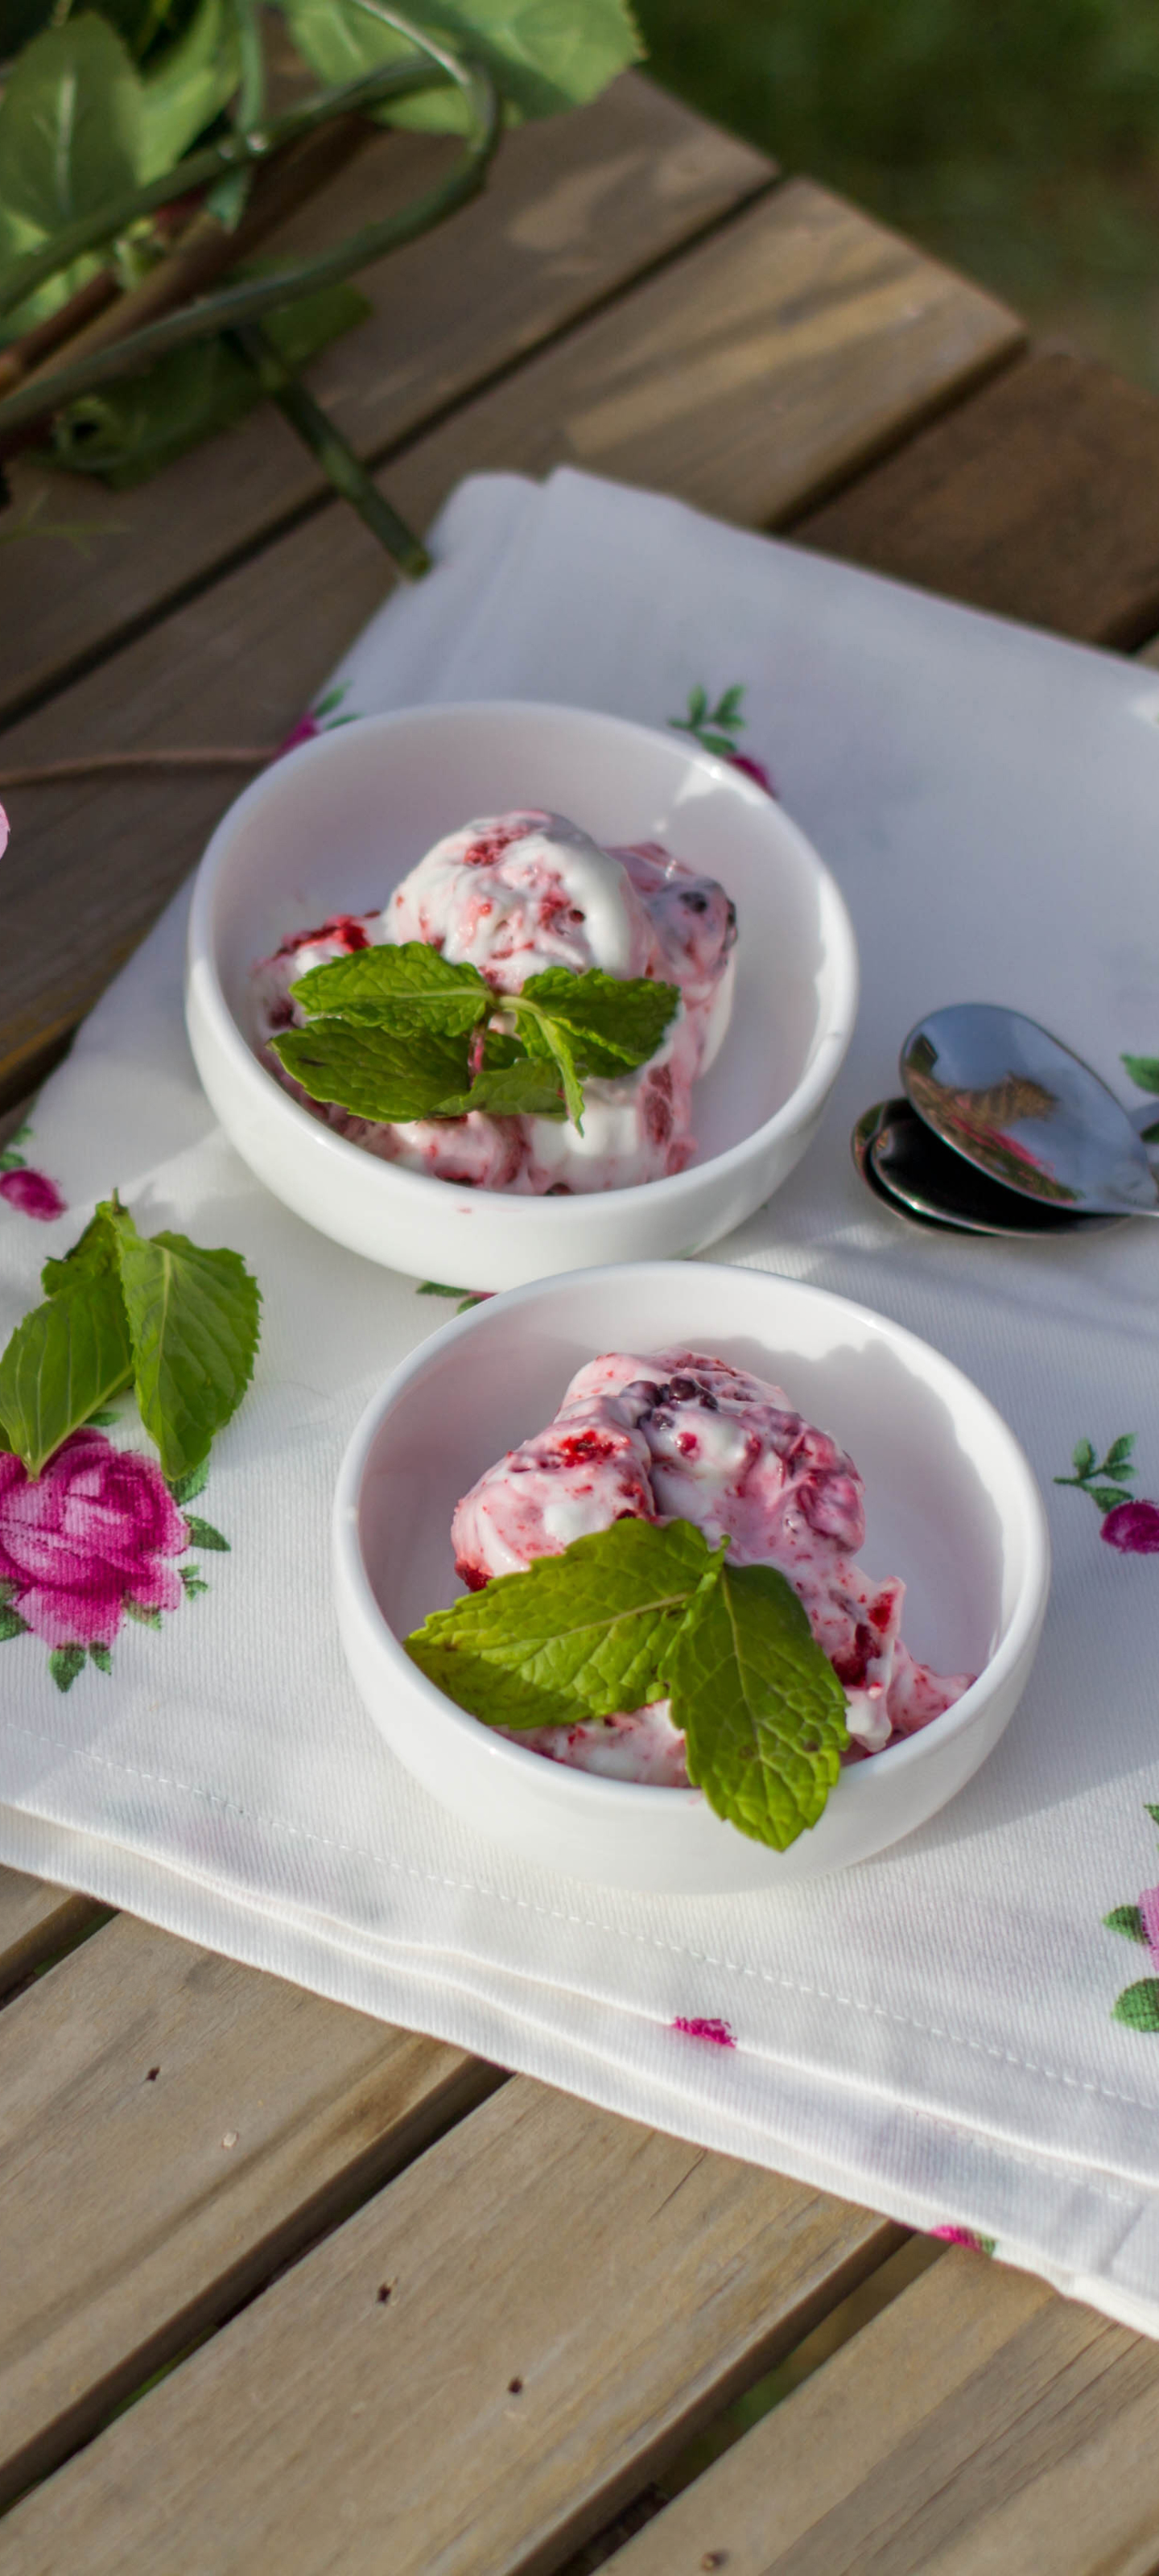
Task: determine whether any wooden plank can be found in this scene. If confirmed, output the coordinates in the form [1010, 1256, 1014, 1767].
[0, 76, 772, 727]
[0, 1868, 102, 2002]
[793, 343, 1159, 650]
[0, 2079, 903, 2574]
[0, 1910, 497, 2512]
[0, 179, 1021, 1111]
[598, 2244, 1159, 2576]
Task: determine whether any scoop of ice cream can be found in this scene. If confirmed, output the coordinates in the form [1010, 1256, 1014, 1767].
[252, 811, 737, 1195]
[452, 1348, 974, 1777]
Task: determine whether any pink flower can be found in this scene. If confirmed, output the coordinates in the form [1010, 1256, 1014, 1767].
[673, 2015, 736, 2047]
[0, 1430, 189, 1649]
[728, 750, 777, 797]
[932, 2226, 994, 2252]
[0, 1166, 66, 1221]
[1101, 1501, 1159, 1554]
[1139, 1886, 1159, 1962]
[275, 712, 320, 758]
[0, 803, 8, 858]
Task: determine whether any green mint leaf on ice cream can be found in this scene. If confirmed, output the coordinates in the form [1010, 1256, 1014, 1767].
[276, 946, 681, 1136]
[405, 1520, 849, 1851]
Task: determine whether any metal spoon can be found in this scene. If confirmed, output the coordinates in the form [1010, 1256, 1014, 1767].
[901, 1005, 1159, 1220]
[852, 1096, 1119, 1236]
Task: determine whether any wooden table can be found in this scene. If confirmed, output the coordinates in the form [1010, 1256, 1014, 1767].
[4, 73, 1159, 2576]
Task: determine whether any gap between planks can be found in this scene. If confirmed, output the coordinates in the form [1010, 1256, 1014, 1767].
[0, 76, 774, 737]
[0, 1909, 502, 2516]
[0, 2074, 905, 2575]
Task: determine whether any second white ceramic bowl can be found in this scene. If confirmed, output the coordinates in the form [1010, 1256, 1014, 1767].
[332, 1262, 1050, 1893]
[185, 701, 858, 1290]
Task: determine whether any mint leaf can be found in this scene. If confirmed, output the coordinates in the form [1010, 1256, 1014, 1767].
[0, 1276, 133, 1478]
[1104, 1905, 1149, 1944]
[41, 1208, 120, 1297]
[1112, 1977, 1159, 2031]
[276, 0, 641, 135]
[1123, 1054, 1159, 1096]
[406, 1520, 725, 1729]
[110, 1208, 261, 1484]
[271, 1020, 472, 1124]
[437, 1060, 567, 1121]
[663, 1560, 848, 1851]
[512, 968, 681, 1131]
[0, 17, 142, 335]
[290, 943, 490, 1038]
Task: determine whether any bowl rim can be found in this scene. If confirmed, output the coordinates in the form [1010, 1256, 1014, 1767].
[186, 698, 860, 1228]
[332, 1259, 1052, 1822]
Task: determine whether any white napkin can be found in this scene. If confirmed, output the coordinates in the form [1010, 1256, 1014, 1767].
[6, 465, 1159, 2333]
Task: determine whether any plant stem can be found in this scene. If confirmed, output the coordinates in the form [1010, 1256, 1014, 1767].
[229, 320, 430, 577]
[0, 270, 121, 400]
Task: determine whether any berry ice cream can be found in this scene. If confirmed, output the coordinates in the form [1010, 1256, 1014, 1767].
[452, 1349, 974, 1781]
[251, 811, 736, 1194]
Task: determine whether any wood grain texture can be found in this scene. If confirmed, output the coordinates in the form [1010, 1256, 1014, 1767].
[794, 344, 1159, 650]
[0, 1868, 101, 2000]
[0, 1912, 496, 2510]
[0, 179, 1021, 1110]
[600, 2244, 1159, 2576]
[380, 177, 1022, 535]
[0, 76, 772, 728]
[0, 2080, 902, 2575]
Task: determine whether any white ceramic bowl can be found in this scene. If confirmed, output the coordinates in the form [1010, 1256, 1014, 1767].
[185, 702, 858, 1290]
[332, 1262, 1050, 1893]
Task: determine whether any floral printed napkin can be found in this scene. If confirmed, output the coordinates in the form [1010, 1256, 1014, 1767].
[6, 467, 1159, 2332]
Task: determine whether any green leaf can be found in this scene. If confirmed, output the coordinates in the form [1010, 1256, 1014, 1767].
[179, 1566, 209, 1596]
[89, 1642, 113, 1674]
[436, 1059, 567, 1120]
[513, 968, 681, 1131]
[0, 1276, 134, 1478]
[0, 17, 143, 336]
[48, 1644, 86, 1692]
[41, 1207, 120, 1297]
[124, 1600, 163, 1626]
[1070, 1437, 1096, 1479]
[1122, 1053, 1159, 1096]
[138, 0, 241, 178]
[1112, 1977, 1159, 2031]
[713, 683, 746, 729]
[662, 1559, 848, 1850]
[1104, 1904, 1148, 1944]
[1105, 1434, 1136, 1476]
[275, 0, 641, 134]
[406, 1519, 726, 1730]
[290, 942, 490, 1035]
[417, 1281, 471, 1298]
[85, 1407, 122, 1429]
[0, 1604, 29, 1641]
[685, 685, 707, 727]
[272, 1018, 473, 1124]
[52, 278, 370, 487]
[184, 1514, 229, 1551]
[109, 1204, 261, 1484]
[1089, 1485, 1134, 1512]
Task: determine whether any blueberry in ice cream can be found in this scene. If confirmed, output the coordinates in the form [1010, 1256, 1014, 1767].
[450, 1349, 974, 1782]
[251, 811, 736, 1194]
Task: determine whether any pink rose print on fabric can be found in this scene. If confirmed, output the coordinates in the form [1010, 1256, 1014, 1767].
[1103, 1804, 1159, 2030]
[276, 681, 359, 758]
[931, 2226, 996, 2254]
[668, 684, 776, 799]
[673, 2016, 736, 2048]
[0, 1434, 229, 1692]
[1055, 1435, 1159, 1554]
[0, 1117, 65, 1223]
[0, 801, 8, 857]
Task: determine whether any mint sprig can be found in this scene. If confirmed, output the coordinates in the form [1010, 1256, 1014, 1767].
[271, 942, 680, 1136]
[405, 1519, 850, 1851]
[0, 1195, 260, 1484]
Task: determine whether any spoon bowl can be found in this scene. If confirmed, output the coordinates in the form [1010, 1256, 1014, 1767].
[901, 1005, 1159, 1220]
